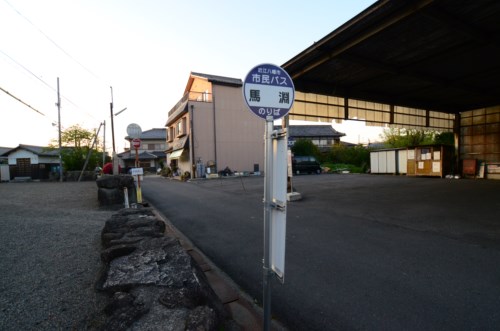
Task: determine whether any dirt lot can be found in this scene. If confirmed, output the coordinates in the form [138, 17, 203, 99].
[0, 181, 116, 330]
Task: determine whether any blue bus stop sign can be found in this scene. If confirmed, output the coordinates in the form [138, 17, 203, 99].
[243, 63, 295, 120]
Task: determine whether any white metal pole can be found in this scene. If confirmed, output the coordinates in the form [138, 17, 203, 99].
[123, 187, 129, 208]
[263, 115, 274, 331]
[135, 146, 142, 203]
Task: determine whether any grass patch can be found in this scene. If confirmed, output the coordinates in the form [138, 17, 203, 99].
[321, 163, 365, 173]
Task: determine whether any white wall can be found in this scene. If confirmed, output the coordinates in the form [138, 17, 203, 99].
[8, 150, 38, 165]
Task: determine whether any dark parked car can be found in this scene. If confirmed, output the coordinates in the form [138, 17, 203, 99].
[292, 155, 321, 174]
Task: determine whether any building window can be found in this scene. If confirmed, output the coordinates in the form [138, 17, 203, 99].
[177, 121, 183, 136]
[202, 90, 209, 102]
[168, 127, 174, 142]
[176, 117, 187, 137]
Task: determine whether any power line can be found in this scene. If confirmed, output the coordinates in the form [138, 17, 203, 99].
[3, 0, 104, 82]
[0, 49, 54, 92]
[2, 0, 117, 141]
[0, 85, 45, 116]
[0, 49, 96, 120]
[2, 0, 111, 124]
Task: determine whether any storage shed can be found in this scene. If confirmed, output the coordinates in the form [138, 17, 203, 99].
[370, 148, 407, 175]
[407, 145, 455, 178]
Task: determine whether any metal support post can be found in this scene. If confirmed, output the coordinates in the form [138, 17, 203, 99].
[135, 146, 142, 203]
[123, 187, 129, 208]
[263, 116, 274, 331]
[102, 120, 106, 167]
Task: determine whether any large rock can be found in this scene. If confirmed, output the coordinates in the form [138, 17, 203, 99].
[96, 175, 137, 206]
[101, 208, 164, 249]
[102, 236, 191, 290]
[98, 207, 232, 330]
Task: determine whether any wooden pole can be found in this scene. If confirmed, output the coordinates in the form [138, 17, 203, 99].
[57, 77, 63, 182]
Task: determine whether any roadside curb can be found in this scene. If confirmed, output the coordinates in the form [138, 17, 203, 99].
[150, 206, 287, 331]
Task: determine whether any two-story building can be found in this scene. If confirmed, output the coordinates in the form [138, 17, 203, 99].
[285, 125, 345, 152]
[165, 72, 265, 178]
[118, 128, 166, 173]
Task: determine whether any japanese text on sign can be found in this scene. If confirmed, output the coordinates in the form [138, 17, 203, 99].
[243, 63, 295, 120]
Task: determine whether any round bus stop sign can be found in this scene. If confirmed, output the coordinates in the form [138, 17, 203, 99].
[127, 123, 142, 139]
[243, 63, 295, 120]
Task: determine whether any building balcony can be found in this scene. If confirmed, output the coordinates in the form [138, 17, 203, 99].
[167, 91, 213, 122]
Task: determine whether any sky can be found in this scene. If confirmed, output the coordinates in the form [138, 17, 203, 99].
[1, 0, 380, 153]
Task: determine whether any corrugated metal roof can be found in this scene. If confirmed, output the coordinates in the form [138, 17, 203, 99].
[190, 72, 242, 87]
[283, 0, 500, 114]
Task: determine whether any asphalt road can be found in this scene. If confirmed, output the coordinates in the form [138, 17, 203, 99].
[142, 174, 500, 331]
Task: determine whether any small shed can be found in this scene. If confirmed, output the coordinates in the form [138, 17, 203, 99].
[370, 148, 407, 175]
[407, 145, 455, 178]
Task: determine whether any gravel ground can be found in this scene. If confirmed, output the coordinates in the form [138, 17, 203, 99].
[0, 181, 117, 330]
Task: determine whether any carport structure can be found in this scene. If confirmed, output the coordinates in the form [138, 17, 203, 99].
[282, 0, 500, 167]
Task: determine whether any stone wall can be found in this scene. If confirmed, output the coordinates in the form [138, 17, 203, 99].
[96, 175, 137, 206]
[97, 207, 237, 330]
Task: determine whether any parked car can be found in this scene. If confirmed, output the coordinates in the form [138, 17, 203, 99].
[292, 155, 321, 174]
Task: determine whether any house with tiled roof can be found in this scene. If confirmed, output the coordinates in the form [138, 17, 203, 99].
[0, 144, 62, 180]
[281, 125, 346, 151]
[118, 128, 167, 173]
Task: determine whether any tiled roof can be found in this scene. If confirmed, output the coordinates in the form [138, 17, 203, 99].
[119, 151, 165, 161]
[0, 147, 13, 157]
[125, 128, 166, 140]
[277, 125, 345, 138]
[1, 144, 63, 157]
[191, 72, 242, 87]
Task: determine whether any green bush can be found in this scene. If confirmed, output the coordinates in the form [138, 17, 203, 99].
[327, 144, 370, 172]
[291, 138, 321, 159]
[160, 167, 172, 177]
[321, 162, 365, 173]
[181, 171, 191, 181]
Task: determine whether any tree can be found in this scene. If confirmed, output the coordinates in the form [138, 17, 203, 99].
[380, 128, 450, 148]
[51, 125, 102, 171]
[329, 144, 370, 170]
[291, 138, 320, 159]
[434, 131, 454, 146]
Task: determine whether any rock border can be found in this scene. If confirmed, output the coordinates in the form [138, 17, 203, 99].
[97, 207, 239, 330]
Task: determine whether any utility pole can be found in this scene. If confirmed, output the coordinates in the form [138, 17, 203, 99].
[109, 87, 127, 175]
[102, 120, 106, 167]
[78, 122, 103, 181]
[110, 86, 119, 174]
[57, 77, 62, 182]
[110, 86, 115, 153]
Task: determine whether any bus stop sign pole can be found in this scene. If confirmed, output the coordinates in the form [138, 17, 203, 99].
[243, 63, 294, 330]
[263, 116, 274, 331]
